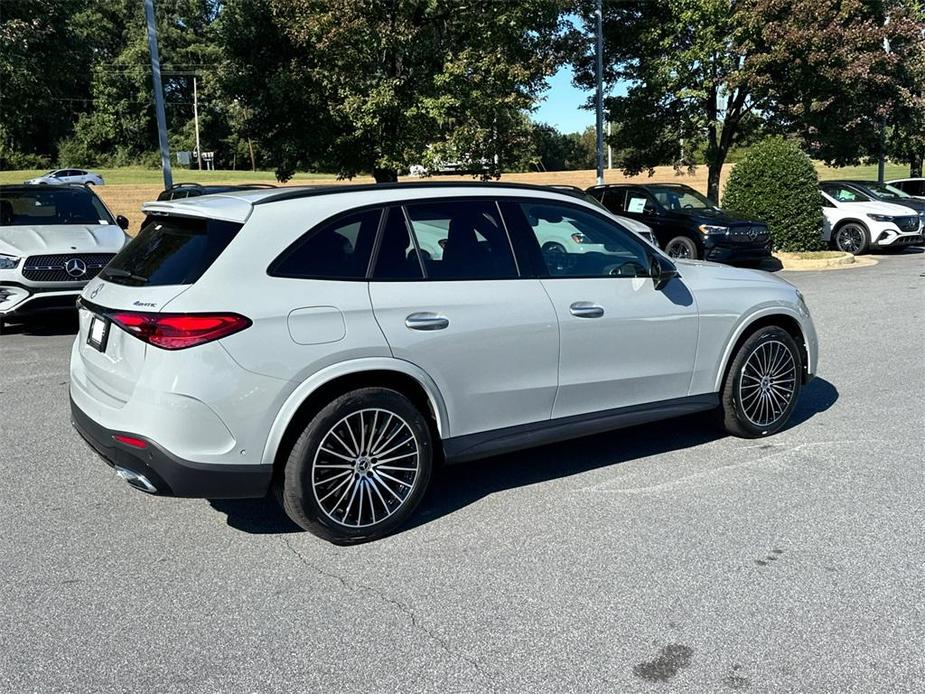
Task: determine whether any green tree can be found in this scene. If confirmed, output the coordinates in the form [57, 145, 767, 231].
[0, 0, 89, 166]
[571, 0, 923, 201]
[722, 137, 825, 252]
[220, 0, 568, 182]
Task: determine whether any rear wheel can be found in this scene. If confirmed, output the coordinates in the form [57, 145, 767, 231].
[665, 235, 699, 260]
[721, 326, 802, 438]
[281, 387, 433, 544]
[832, 222, 869, 255]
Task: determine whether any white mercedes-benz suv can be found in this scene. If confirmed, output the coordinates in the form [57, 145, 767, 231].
[70, 183, 818, 543]
[0, 184, 128, 331]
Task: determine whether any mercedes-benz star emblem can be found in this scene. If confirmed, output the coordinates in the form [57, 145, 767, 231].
[65, 258, 87, 278]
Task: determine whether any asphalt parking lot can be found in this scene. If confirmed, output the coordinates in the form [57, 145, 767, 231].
[1, 251, 923, 693]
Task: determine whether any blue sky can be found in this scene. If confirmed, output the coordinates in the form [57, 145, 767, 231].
[533, 65, 626, 134]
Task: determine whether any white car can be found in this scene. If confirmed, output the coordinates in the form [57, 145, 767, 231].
[0, 184, 128, 331]
[25, 169, 105, 186]
[887, 178, 925, 199]
[819, 182, 923, 254]
[70, 182, 818, 543]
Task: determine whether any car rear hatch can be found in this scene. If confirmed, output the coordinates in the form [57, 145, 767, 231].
[74, 213, 244, 405]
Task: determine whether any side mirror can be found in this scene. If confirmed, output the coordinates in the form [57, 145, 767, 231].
[116, 215, 130, 231]
[650, 253, 679, 291]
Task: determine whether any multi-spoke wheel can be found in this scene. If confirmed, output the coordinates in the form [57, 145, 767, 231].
[665, 235, 699, 260]
[721, 326, 803, 438]
[281, 388, 433, 543]
[833, 222, 869, 255]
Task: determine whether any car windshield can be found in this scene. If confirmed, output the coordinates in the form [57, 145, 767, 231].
[862, 183, 911, 200]
[648, 186, 716, 211]
[0, 188, 115, 226]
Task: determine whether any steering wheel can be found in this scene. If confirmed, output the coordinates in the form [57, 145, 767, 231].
[606, 261, 647, 278]
[682, 203, 694, 209]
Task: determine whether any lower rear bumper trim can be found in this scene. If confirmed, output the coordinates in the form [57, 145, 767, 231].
[71, 396, 272, 499]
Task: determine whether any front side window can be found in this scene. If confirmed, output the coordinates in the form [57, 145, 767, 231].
[647, 185, 715, 211]
[271, 208, 381, 280]
[601, 188, 626, 212]
[404, 200, 517, 280]
[821, 184, 869, 203]
[0, 188, 114, 226]
[518, 201, 651, 278]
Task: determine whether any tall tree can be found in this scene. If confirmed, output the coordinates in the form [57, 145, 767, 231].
[0, 0, 89, 166]
[572, 0, 923, 201]
[220, 0, 568, 182]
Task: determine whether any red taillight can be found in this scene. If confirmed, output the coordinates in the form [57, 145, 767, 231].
[113, 434, 148, 449]
[109, 311, 251, 350]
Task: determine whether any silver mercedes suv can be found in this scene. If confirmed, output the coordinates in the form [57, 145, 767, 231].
[70, 183, 818, 543]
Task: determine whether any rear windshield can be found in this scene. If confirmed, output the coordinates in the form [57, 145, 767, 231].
[100, 215, 242, 286]
[0, 188, 115, 226]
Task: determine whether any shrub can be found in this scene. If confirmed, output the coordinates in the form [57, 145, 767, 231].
[722, 137, 825, 252]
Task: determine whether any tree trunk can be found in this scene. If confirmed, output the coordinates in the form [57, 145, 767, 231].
[911, 155, 923, 178]
[248, 139, 256, 172]
[706, 164, 723, 203]
[373, 167, 399, 183]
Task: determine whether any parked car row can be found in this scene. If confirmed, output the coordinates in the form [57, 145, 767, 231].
[25, 169, 105, 186]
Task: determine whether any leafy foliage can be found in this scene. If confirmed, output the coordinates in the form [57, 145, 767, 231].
[722, 137, 825, 252]
[529, 123, 596, 171]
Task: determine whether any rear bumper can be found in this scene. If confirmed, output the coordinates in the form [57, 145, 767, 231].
[71, 396, 272, 499]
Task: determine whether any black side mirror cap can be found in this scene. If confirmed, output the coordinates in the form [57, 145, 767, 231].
[116, 215, 130, 231]
[650, 253, 679, 290]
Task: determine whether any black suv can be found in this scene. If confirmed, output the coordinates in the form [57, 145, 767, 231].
[156, 182, 277, 201]
[586, 183, 771, 262]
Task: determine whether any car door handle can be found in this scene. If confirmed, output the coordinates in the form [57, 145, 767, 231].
[569, 301, 605, 318]
[405, 312, 450, 331]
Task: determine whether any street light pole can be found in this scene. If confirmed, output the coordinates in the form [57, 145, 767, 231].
[878, 18, 891, 184]
[594, 0, 604, 186]
[193, 75, 202, 171]
[144, 0, 172, 189]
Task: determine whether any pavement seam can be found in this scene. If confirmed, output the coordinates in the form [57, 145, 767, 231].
[280, 535, 498, 687]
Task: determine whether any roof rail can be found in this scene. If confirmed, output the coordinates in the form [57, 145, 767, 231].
[252, 180, 586, 205]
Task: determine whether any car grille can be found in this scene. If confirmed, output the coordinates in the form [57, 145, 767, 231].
[896, 216, 920, 233]
[22, 253, 115, 282]
[728, 225, 770, 243]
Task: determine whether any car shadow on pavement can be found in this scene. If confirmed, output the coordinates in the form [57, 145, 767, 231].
[208, 377, 837, 537]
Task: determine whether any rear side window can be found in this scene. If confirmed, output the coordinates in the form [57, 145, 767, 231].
[101, 215, 242, 286]
[270, 208, 381, 280]
[600, 188, 626, 212]
[404, 200, 517, 280]
[371, 208, 424, 280]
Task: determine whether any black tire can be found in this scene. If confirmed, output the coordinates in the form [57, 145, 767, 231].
[832, 222, 869, 255]
[664, 235, 700, 260]
[281, 387, 433, 544]
[721, 326, 802, 438]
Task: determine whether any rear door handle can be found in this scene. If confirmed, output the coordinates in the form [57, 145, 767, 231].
[569, 301, 605, 318]
[405, 312, 450, 331]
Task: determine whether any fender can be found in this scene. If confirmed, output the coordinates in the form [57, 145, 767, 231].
[260, 356, 450, 465]
[712, 304, 813, 393]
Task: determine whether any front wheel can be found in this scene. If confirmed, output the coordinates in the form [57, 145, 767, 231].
[664, 235, 699, 260]
[832, 222, 869, 255]
[281, 387, 433, 544]
[721, 326, 802, 438]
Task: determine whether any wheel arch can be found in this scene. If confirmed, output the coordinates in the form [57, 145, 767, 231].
[262, 359, 449, 477]
[714, 310, 810, 392]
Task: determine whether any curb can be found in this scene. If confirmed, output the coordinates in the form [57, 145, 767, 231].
[772, 252, 878, 272]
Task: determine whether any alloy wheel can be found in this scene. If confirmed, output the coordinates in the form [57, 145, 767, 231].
[311, 408, 421, 528]
[737, 339, 797, 428]
[836, 225, 864, 254]
[666, 239, 694, 259]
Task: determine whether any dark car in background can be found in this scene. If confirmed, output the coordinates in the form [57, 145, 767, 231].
[586, 183, 771, 263]
[156, 182, 277, 201]
[887, 178, 925, 199]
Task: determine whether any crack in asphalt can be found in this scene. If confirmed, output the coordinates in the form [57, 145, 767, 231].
[280, 536, 497, 685]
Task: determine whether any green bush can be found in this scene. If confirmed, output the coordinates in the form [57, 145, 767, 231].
[722, 137, 825, 252]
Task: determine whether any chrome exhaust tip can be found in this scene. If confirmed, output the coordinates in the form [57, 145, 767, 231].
[114, 467, 158, 494]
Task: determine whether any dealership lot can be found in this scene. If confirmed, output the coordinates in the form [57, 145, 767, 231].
[1, 252, 923, 692]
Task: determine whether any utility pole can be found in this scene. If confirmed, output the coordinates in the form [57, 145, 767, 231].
[144, 0, 172, 188]
[594, 0, 604, 185]
[193, 75, 202, 171]
[879, 18, 891, 184]
[607, 119, 612, 170]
